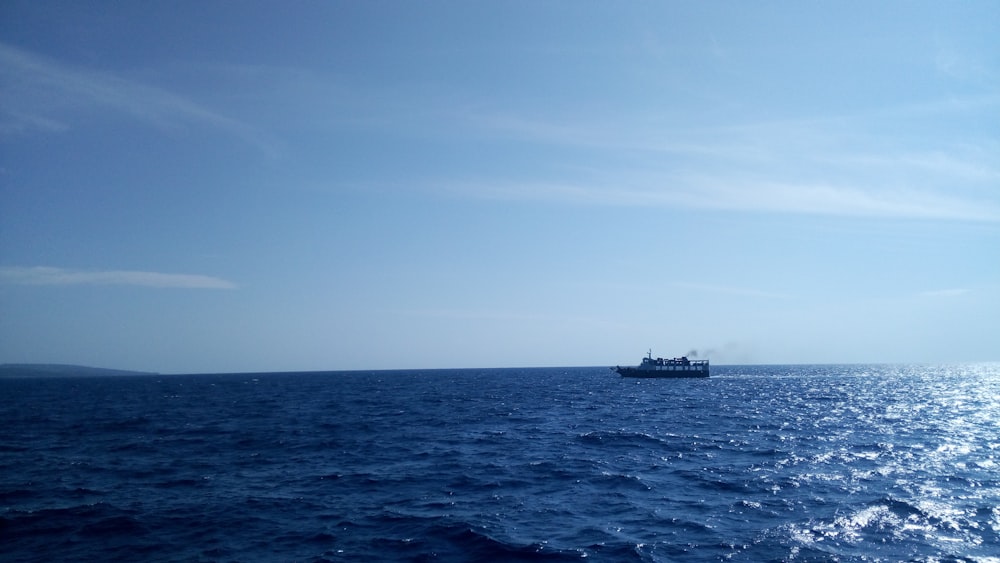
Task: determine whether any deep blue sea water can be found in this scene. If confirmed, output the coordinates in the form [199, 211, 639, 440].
[2, 364, 999, 562]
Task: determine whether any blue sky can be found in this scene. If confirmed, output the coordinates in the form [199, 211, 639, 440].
[1, 2, 998, 373]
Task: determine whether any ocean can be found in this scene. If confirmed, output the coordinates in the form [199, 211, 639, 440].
[2, 364, 999, 562]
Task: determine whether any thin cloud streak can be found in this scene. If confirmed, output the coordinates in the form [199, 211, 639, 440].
[395, 307, 622, 329]
[685, 179, 1000, 221]
[0, 267, 237, 289]
[463, 96, 1000, 159]
[443, 177, 1000, 222]
[672, 282, 792, 300]
[0, 43, 273, 153]
[918, 288, 970, 298]
[399, 307, 578, 323]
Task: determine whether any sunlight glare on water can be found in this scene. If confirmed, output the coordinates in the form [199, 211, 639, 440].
[1, 363, 999, 561]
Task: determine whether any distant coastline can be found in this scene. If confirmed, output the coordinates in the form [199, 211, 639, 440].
[0, 364, 158, 378]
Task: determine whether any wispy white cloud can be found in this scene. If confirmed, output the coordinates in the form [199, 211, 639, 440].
[398, 307, 548, 322]
[441, 176, 1000, 222]
[461, 111, 755, 158]
[820, 148, 1000, 184]
[672, 282, 791, 300]
[918, 288, 970, 298]
[446, 105, 1000, 222]
[0, 42, 272, 152]
[0, 266, 237, 289]
[466, 90, 1000, 151]
[394, 307, 620, 329]
[681, 178, 1000, 221]
[933, 37, 995, 83]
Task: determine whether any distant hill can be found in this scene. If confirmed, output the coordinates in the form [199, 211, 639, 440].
[0, 364, 158, 378]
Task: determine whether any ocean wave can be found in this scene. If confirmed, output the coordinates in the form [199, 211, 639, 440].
[578, 430, 668, 449]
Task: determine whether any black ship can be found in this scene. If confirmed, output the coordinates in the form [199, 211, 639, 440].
[614, 350, 709, 378]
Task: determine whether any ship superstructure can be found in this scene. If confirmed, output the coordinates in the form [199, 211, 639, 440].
[614, 350, 709, 378]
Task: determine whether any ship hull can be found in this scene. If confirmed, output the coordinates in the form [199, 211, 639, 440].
[615, 367, 709, 378]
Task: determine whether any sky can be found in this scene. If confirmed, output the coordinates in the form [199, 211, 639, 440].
[1, 1, 998, 373]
